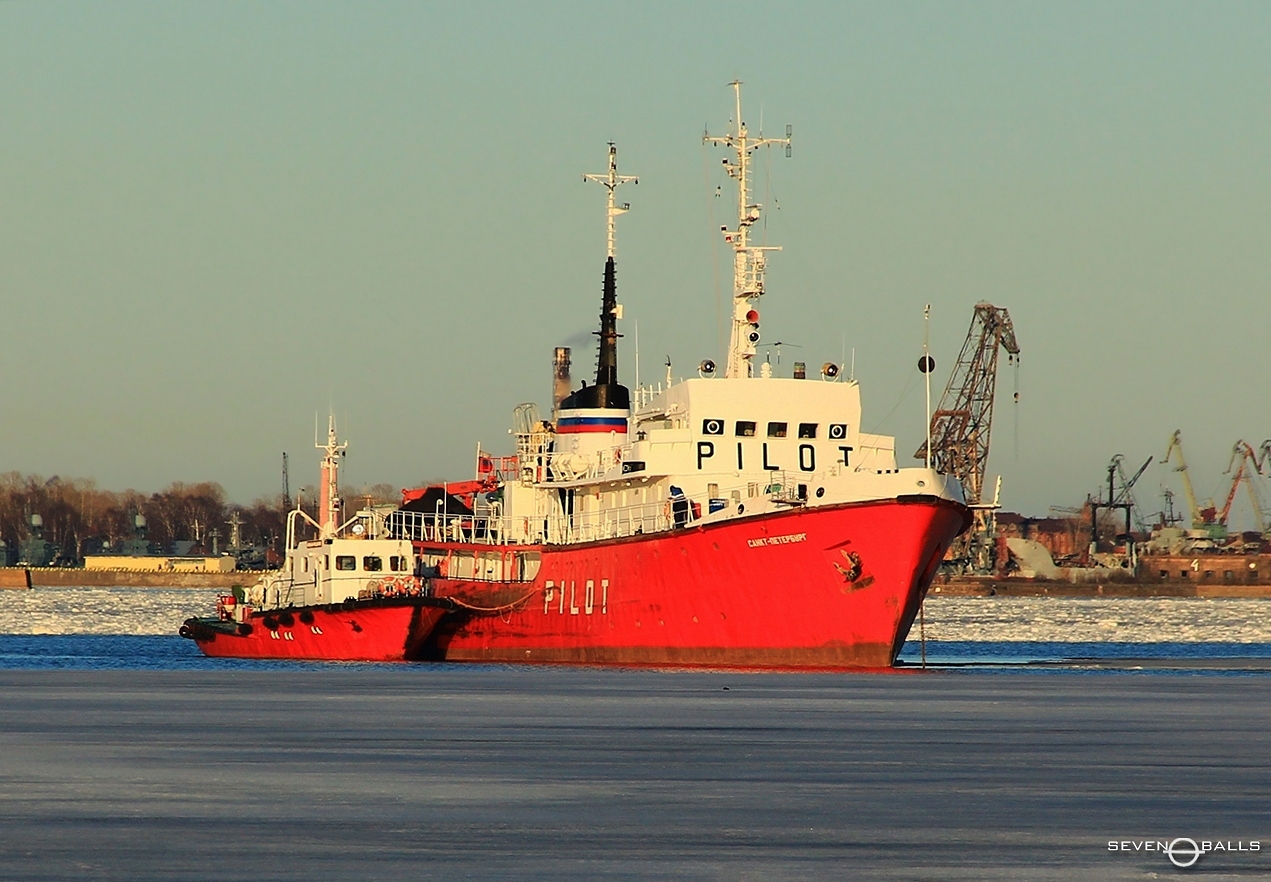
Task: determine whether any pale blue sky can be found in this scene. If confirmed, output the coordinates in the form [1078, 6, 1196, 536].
[1, 2, 1269, 524]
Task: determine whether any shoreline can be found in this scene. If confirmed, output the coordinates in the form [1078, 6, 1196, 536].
[933, 576, 1271, 598]
[2, 567, 257, 590]
[4, 567, 1271, 596]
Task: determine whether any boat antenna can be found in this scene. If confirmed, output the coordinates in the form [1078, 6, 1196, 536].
[704, 81, 791, 379]
[316, 412, 348, 540]
[919, 305, 934, 469]
[634, 318, 640, 398]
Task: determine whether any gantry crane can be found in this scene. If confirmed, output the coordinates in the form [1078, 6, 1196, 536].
[915, 302, 1020, 571]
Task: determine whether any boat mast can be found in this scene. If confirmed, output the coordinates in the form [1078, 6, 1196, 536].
[704, 81, 791, 379]
[583, 141, 638, 261]
[316, 413, 348, 540]
[583, 143, 638, 390]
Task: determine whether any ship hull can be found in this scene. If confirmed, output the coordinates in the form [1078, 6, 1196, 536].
[425, 495, 970, 669]
[181, 600, 450, 661]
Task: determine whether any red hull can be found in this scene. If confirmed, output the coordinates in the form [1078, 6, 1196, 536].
[182, 601, 449, 661]
[425, 495, 969, 669]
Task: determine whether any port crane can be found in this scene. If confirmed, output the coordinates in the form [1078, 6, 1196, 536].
[915, 302, 1020, 571]
[1088, 453, 1153, 549]
[1160, 430, 1223, 536]
[1219, 440, 1271, 534]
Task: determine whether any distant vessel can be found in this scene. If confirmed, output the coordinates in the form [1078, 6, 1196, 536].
[180, 417, 449, 661]
[387, 84, 971, 668]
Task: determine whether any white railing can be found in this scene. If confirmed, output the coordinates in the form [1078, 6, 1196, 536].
[386, 470, 826, 549]
[633, 382, 666, 409]
[512, 432, 625, 484]
[388, 497, 674, 548]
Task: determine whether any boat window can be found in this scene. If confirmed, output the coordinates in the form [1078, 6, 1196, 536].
[362, 555, 383, 572]
[302, 557, 309, 572]
[390, 555, 406, 572]
[516, 552, 542, 581]
[735, 420, 756, 437]
[335, 555, 356, 571]
[798, 422, 817, 439]
[767, 422, 788, 438]
[449, 551, 475, 579]
[478, 551, 503, 581]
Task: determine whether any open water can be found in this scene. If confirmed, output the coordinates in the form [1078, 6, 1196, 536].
[1, 587, 1268, 880]
[0, 586, 1268, 671]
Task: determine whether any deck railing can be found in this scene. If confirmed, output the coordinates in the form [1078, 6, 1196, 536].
[384, 470, 818, 548]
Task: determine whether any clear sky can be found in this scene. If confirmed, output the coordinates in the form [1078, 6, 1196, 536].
[1, 2, 1269, 525]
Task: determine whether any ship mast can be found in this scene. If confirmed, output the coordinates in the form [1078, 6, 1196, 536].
[316, 413, 347, 540]
[582, 143, 637, 394]
[583, 141, 638, 260]
[704, 81, 791, 378]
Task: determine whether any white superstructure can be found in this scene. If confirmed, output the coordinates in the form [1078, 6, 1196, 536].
[246, 419, 419, 611]
[393, 86, 966, 552]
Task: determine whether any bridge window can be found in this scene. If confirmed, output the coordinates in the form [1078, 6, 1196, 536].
[363, 555, 383, 572]
[735, 421, 756, 437]
[390, 555, 407, 572]
[335, 555, 356, 571]
[767, 422, 788, 438]
[798, 422, 818, 438]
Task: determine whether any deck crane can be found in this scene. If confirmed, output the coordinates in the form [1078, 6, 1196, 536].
[1161, 430, 1223, 538]
[1219, 440, 1271, 534]
[915, 302, 1020, 571]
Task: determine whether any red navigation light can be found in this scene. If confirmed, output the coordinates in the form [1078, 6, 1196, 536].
[745, 309, 760, 324]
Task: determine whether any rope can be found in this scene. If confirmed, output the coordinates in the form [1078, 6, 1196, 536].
[447, 589, 538, 615]
[919, 600, 927, 669]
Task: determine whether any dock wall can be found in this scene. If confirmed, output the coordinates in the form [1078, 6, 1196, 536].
[4, 568, 260, 589]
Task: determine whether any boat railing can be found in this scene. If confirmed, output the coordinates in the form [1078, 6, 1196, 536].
[387, 497, 674, 547]
[385, 469, 830, 548]
[511, 432, 625, 485]
[478, 451, 519, 484]
[633, 382, 666, 409]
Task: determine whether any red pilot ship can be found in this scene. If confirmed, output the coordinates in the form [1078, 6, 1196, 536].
[385, 86, 970, 669]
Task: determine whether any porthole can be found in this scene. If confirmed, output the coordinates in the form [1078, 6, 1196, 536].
[815, 487, 825, 498]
